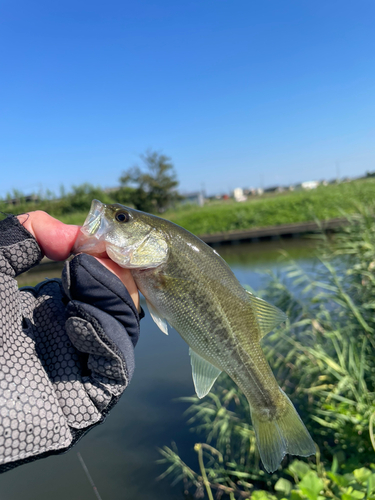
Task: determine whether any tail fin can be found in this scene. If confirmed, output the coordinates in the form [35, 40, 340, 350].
[251, 388, 316, 473]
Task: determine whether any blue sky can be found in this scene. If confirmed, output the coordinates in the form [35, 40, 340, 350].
[1, 0, 374, 197]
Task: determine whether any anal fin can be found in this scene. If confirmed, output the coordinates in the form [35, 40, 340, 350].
[189, 348, 222, 398]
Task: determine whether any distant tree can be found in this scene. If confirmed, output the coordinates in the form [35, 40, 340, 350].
[52, 183, 114, 215]
[112, 185, 137, 207]
[119, 150, 180, 212]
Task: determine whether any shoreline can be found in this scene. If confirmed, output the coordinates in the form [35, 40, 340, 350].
[198, 217, 348, 245]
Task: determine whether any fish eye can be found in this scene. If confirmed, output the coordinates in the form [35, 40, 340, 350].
[115, 211, 130, 223]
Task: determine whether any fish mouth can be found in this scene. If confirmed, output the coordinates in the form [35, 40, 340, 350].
[72, 199, 109, 256]
[81, 199, 106, 237]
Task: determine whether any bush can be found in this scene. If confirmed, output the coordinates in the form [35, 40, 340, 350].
[0, 183, 138, 224]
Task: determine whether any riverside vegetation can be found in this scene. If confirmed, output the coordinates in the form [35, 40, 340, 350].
[2, 177, 375, 235]
[157, 205, 375, 499]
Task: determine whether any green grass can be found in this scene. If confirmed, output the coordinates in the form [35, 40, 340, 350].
[164, 179, 375, 234]
[55, 211, 88, 225]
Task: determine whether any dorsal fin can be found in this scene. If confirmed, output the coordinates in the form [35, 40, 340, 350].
[189, 348, 222, 398]
[246, 291, 287, 339]
[146, 299, 168, 335]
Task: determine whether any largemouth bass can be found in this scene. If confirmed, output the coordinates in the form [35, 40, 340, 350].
[73, 199, 315, 472]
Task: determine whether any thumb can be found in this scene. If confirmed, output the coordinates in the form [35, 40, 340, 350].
[17, 211, 81, 261]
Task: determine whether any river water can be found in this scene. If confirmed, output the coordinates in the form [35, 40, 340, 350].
[0, 238, 317, 500]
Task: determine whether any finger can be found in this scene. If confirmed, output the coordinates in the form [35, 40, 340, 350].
[17, 211, 81, 261]
[17, 212, 141, 311]
[94, 257, 140, 312]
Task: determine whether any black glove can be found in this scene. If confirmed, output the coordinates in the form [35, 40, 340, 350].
[0, 215, 142, 473]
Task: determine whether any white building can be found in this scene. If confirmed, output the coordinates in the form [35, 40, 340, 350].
[301, 180, 319, 190]
[233, 188, 247, 202]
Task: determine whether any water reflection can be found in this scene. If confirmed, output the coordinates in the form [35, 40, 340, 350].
[219, 237, 318, 290]
[1, 238, 318, 499]
[217, 237, 317, 266]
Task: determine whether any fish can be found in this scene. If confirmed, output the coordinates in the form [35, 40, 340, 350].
[73, 199, 316, 473]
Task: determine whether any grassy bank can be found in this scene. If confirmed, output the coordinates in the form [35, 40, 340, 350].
[158, 205, 375, 499]
[2, 178, 375, 234]
[165, 178, 375, 234]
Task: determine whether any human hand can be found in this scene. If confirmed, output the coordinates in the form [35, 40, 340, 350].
[0, 211, 142, 471]
[17, 210, 139, 311]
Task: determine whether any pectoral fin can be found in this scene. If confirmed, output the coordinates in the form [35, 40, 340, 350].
[189, 348, 222, 398]
[146, 299, 168, 335]
[246, 291, 287, 339]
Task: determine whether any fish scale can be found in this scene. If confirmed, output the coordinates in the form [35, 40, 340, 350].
[73, 199, 316, 473]
[136, 239, 277, 404]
